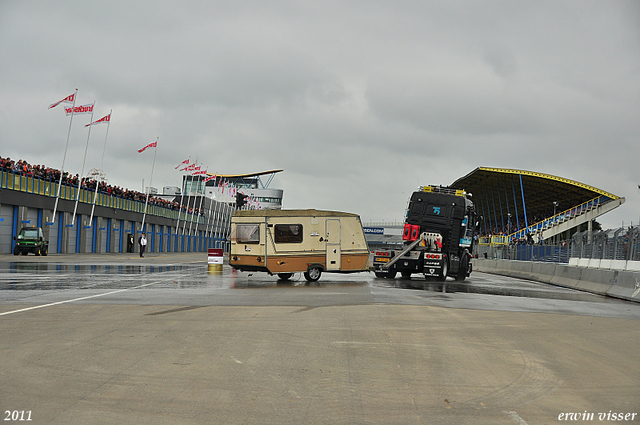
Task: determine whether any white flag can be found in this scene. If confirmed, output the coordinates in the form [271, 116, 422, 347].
[48, 93, 75, 109]
[64, 104, 94, 116]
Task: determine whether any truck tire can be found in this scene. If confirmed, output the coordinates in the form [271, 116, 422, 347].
[42, 246, 48, 256]
[455, 256, 468, 281]
[304, 266, 322, 282]
[374, 270, 397, 279]
[438, 258, 448, 282]
[13, 246, 19, 255]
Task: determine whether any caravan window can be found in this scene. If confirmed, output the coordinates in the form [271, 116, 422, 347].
[234, 224, 260, 244]
[274, 224, 303, 243]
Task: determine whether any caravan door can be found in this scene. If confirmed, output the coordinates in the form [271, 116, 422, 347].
[325, 218, 341, 270]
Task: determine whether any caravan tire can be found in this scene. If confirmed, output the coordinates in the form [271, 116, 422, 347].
[304, 266, 322, 282]
[277, 273, 293, 281]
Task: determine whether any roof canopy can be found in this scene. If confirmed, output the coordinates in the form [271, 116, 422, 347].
[451, 167, 620, 220]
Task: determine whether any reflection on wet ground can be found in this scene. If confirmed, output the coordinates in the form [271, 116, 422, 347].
[0, 259, 627, 305]
[0, 262, 207, 291]
[385, 276, 609, 303]
[0, 262, 370, 292]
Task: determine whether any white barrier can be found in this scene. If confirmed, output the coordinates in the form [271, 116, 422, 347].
[473, 259, 640, 303]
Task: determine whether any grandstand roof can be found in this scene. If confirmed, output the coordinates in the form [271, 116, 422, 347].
[451, 167, 620, 219]
[208, 169, 283, 178]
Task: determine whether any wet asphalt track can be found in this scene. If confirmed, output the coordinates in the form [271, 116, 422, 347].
[1, 253, 639, 424]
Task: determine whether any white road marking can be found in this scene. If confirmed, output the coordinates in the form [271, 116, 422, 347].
[0, 280, 162, 317]
[504, 410, 529, 425]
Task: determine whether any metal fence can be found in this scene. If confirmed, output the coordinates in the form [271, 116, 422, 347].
[476, 226, 640, 264]
[571, 226, 640, 262]
[477, 242, 570, 263]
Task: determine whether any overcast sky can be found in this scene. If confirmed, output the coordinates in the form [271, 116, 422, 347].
[1, 1, 638, 229]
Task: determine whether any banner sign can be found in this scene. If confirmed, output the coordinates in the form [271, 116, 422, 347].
[363, 227, 384, 235]
[64, 104, 94, 115]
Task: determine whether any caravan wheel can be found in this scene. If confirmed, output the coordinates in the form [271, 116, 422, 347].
[304, 266, 322, 282]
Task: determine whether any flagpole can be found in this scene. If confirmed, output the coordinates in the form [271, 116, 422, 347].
[72, 101, 95, 226]
[141, 137, 158, 233]
[174, 156, 190, 244]
[89, 110, 112, 225]
[194, 168, 207, 243]
[182, 174, 194, 235]
[51, 88, 78, 224]
[188, 164, 202, 237]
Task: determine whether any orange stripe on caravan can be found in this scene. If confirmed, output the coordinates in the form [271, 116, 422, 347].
[232, 253, 369, 274]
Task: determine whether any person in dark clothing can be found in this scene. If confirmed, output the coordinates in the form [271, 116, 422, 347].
[139, 234, 147, 257]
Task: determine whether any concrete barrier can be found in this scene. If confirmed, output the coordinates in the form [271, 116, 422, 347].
[605, 272, 640, 302]
[550, 265, 582, 290]
[473, 259, 640, 303]
[611, 260, 627, 270]
[587, 259, 601, 269]
[599, 259, 612, 270]
[627, 261, 640, 272]
[575, 268, 614, 295]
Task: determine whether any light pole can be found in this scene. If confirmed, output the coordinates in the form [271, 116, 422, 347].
[552, 201, 559, 245]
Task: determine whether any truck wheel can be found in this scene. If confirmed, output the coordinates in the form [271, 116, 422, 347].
[13, 246, 19, 255]
[42, 246, 48, 256]
[438, 259, 448, 282]
[35, 248, 41, 256]
[455, 256, 468, 281]
[304, 266, 322, 282]
[277, 273, 293, 280]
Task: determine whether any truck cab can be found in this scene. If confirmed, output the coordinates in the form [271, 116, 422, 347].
[372, 186, 476, 282]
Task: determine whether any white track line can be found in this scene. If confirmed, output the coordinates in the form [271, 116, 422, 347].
[0, 280, 162, 317]
[504, 411, 529, 425]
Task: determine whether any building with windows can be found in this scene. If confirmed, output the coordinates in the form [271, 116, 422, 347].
[180, 169, 284, 210]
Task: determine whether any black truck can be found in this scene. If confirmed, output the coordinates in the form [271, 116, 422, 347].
[372, 186, 477, 281]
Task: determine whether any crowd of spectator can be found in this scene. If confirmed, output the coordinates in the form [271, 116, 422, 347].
[1, 156, 206, 216]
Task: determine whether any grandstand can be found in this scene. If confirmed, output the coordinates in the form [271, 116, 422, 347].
[451, 167, 625, 243]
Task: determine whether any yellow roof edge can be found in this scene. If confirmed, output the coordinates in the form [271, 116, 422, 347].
[207, 169, 284, 179]
[476, 167, 620, 200]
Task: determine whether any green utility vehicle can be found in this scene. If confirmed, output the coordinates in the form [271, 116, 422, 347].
[13, 227, 49, 256]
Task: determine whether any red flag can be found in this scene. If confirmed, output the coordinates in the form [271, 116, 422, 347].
[64, 103, 94, 116]
[85, 113, 111, 127]
[175, 158, 189, 169]
[203, 175, 216, 183]
[192, 170, 207, 176]
[48, 93, 75, 109]
[138, 141, 157, 153]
